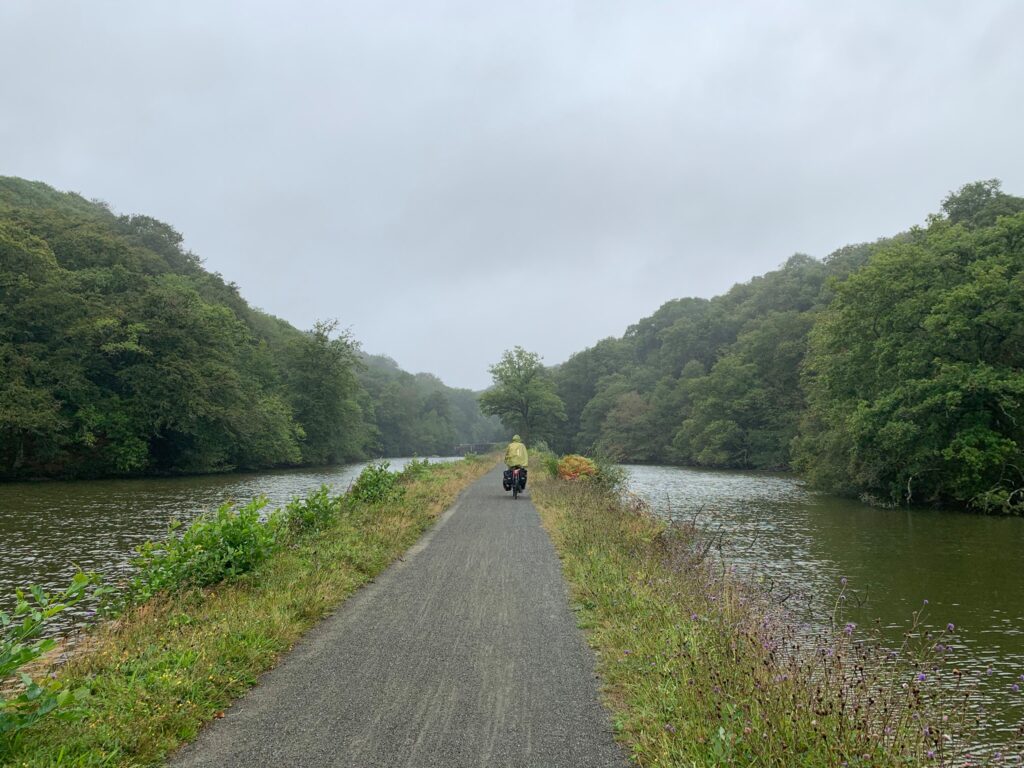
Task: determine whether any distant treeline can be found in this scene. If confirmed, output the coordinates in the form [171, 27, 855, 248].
[549, 181, 1024, 512]
[0, 177, 502, 479]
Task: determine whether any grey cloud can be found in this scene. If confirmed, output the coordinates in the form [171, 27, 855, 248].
[2, 0, 1022, 388]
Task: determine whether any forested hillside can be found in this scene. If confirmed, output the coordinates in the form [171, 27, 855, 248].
[0, 177, 497, 478]
[550, 181, 1024, 512]
[360, 353, 504, 456]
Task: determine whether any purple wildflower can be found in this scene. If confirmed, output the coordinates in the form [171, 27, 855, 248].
[946, 623, 955, 632]
[844, 622, 856, 636]
[916, 672, 927, 682]
[1012, 683, 1020, 693]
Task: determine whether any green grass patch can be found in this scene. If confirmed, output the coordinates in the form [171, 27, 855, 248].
[531, 469, 993, 767]
[3, 455, 495, 767]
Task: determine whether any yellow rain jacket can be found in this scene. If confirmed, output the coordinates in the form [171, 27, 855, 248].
[504, 435, 528, 468]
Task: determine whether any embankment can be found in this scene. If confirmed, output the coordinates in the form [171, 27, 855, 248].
[3, 455, 495, 767]
[530, 466, 1001, 766]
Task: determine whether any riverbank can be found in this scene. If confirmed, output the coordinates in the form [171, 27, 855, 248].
[530, 468, 1008, 766]
[2, 455, 495, 767]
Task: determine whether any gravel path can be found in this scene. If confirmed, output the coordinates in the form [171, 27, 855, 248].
[169, 467, 627, 767]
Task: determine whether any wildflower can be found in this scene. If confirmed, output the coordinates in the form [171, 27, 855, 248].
[844, 622, 856, 636]
[946, 623, 955, 632]
[1013, 684, 1020, 693]
[987, 667, 995, 676]
[923, 599, 929, 605]
[916, 673, 927, 682]
[927, 750, 935, 759]
[840, 576, 847, 586]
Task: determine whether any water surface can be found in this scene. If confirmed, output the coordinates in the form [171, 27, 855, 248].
[623, 464, 1024, 746]
[0, 458, 454, 612]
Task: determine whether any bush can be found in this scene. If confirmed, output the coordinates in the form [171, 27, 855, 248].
[127, 497, 279, 603]
[543, 453, 560, 479]
[556, 454, 597, 481]
[349, 461, 404, 504]
[1, 573, 106, 750]
[284, 485, 339, 535]
[400, 458, 432, 481]
[591, 454, 627, 492]
[530, 439, 550, 454]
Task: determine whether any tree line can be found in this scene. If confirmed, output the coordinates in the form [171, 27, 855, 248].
[480, 181, 1024, 512]
[0, 177, 501, 479]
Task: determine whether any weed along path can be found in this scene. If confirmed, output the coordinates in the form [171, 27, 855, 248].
[169, 467, 626, 768]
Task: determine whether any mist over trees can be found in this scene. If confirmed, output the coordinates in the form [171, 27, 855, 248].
[359, 353, 504, 456]
[548, 181, 1024, 512]
[0, 177, 499, 479]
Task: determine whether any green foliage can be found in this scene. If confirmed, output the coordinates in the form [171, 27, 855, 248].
[543, 452, 560, 479]
[283, 320, 364, 465]
[550, 180, 1024, 511]
[552, 252, 839, 466]
[284, 485, 341, 535]
[4, 459, 491, 765]
[349, 461, 404, 504]
[399, 457, 433, 480]
[796, 209, 1024, 510]
[479, 347, 566, 444]
[0, 177, 499, 479]
[358, 355, 504, 456]
[127, 498, 280, 603]
[1, 573, 107, 749]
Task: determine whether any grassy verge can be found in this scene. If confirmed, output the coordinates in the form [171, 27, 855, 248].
[531, 468, 993, 767]
[4, 455, 495, 767]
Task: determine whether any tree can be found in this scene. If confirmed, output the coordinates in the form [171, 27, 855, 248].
[283, 319, 365, 465]
[940, 179, 1024, 229]
[479, 347, 566, 444]
[795, 211, 1024, 510]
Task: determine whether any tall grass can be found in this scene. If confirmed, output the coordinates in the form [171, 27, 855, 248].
[531, 470, 1022, 766]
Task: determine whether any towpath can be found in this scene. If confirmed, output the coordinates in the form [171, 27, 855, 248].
[170, 467, 626, 767]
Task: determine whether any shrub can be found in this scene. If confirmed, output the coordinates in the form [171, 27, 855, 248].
[530, 439, 550, 454]
[556, 454, 597, 481]
[400, 458, 432, 481]
[591, 454, 627, 492]
[284, 485, 339, 535]
[543, 453, 560, 479]
[1, 573, 107, 750]
[127, 497, 279, 603]
[349, 461, 404, 504]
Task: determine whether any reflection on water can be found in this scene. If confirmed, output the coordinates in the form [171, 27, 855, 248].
[0, 458, 456, 615]
[623, 464, 1024, 746]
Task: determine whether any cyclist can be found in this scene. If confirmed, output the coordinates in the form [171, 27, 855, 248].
[503, 435, 528, 491]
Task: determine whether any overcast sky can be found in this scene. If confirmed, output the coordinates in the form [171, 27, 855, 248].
[2, 2, 1022, 389]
